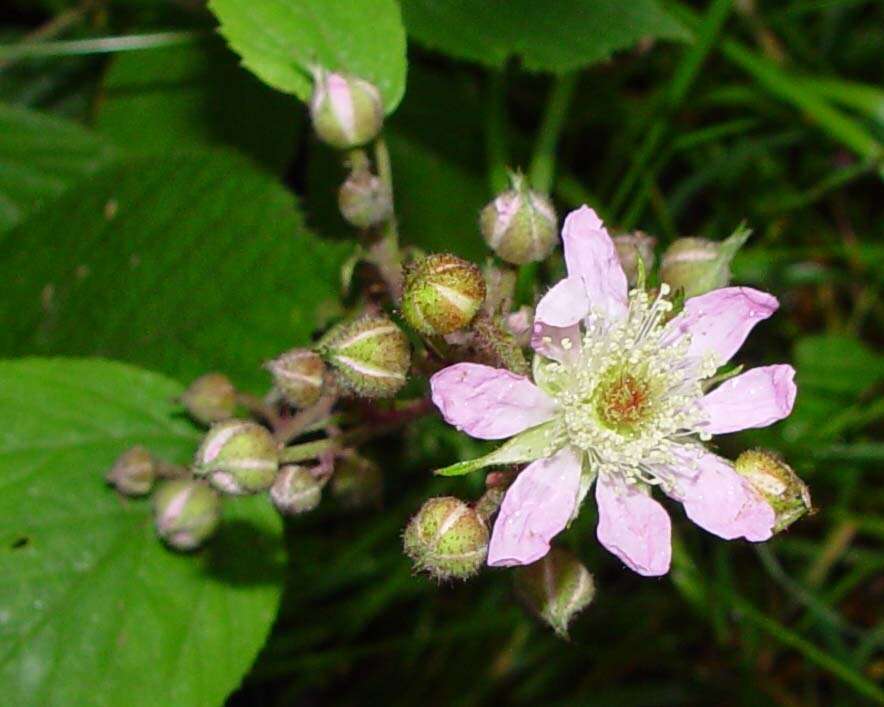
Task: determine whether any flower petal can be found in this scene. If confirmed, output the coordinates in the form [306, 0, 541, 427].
[702, 365, 797, 434]
[531, 276, 588, 361]
[487, 447, 582, 567]
[430, 363, 557, 440]
[595, 474, 671, 577]
[667, 448, 774, 542]
[666, 287, 778, 365]
[561, 206, 628, 321]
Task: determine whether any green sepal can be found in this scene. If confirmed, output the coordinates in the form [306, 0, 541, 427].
[434, 420, 561, 476]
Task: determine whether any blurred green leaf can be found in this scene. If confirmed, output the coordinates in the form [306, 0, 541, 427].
[0, 358, 283, 707]
[96, 40, 301, 173]
[400, 0, 687, 72]
[207, 0, 407, 112]
[0, 149, 350, 389]
[0, 103, 117, 233]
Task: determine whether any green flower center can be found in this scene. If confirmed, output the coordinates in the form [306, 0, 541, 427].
[594, 371, 654, 434]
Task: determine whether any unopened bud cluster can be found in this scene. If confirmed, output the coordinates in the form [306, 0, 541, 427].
[106, 446, 156, 496]
[480, 177, 557, 265]
[736, 449, 811, 532]
[331, 454, 382, 509]
[266, 348, 325, 408]
[310, 69, 383, 150]
[402, 254, 486, 336]
[613, 231, 656, 287]
[270, 464, 324, 515]
[153, 479, 221, 552]
[403, 496, 489, 581]
[661, 237, 730, 298]
[514, 547, 595, 637]
[179, 373, 236, 425]
[338, 167, 393, 229]
[320, 315, 411, 398]
[194, 420, 279, 495]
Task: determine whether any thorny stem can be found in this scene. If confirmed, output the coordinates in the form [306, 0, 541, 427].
[274, 393, 338, 445]
[236, 392, 283, 429]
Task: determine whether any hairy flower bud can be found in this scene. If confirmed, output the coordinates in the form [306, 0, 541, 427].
[266, 349, 325, 409]
[331, 454, 382, 509]
[310, 68, 383, 150]
[480, 177, 557, 265]
[403, 496, 489, 581]
[735, 449, 812, 532]
[661, 235, 745, 298]
[320, 315, 411, 398]
[402, 254, 486, 336]
[613, 231, 656, 287]
[514, 547, 595, 637]
[338, 167, 393, 229]
[194, 420, 279, 495]
[105, 445, 155, 496]
[270, 465, 323, 515]
[153, 479, 220, 551]
[179, 373, 236, 425]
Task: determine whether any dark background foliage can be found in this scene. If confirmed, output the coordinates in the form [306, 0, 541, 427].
[0, 1, 881, 705]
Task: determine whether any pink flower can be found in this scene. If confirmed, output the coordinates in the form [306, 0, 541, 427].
[430, 206, 797, 576]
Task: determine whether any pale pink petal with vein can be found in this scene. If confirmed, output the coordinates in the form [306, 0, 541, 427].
[561, 206, 628, 321]
[702, 365, 797, 433]
[666, 287, 778, 365]
[488, 447, 582, 567]
[430, 363, 558, 440]
[596, 474, 671, 576]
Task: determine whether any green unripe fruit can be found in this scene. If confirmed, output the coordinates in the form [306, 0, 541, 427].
[735, 449, 812, 532]
[270, 465, 323, 515]
[320, 315, 411, 398]
[338, 168, 393, 229]
[194, 420, 279, 495]
[310, 69, 383, 150]
[402, 254, 486, 336]
[105, 445, 155, 496]
[266, 349, 325, 409]
[514, 547, 595, 637]
[403, 496, 489, 581]
[179, 372, 236, 425]
[480, 177, 558, 265]
[153, 479, 220, 551]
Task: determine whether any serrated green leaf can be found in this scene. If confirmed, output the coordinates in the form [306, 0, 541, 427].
[0, 149, 351, 390]
[96, 40, 301, 174]
[0, 103, 118, 233]
[401, 0, 688, 72]
[0, 358, 284, 707]
[435, 420, 560, 476]
[208, 0, 407, 112]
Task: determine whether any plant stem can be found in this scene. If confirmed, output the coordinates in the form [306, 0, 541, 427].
[528, 72, 578, 193]
[0, 31, 205, 61]
[485, 70, 510, 194]
[368, 136, 404, 301]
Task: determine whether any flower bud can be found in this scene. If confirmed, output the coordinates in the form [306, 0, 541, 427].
[265, 349, 325, 409]
[270, 465, 323, 515]
[153, 479, 220, 551]
[320, 315, 411, 398]
[402, 254, 486, 336]
[613, 231, 656, 287]
[105, 445, 155, 496]
[480, 178, 557, 265]
[735, 449, 812, 532]
[179, 373, 236, 425]
[310, 68, 383, 150]
[193, 420, 279, 495]
[331, 454, 382, 509]
[661, 237, 730, 298]
[338, 168, 393, 229]
[514, 547, 595, 637]
[403, 496, 489, 581]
